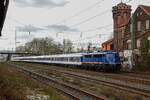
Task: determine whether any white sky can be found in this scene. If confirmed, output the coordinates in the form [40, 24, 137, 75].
[0, 0, 150, 51]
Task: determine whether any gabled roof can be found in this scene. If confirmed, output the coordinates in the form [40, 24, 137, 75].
[102, 38, 113, 45]
[139, 5, 150, 16]
[121, 5, 150, 28]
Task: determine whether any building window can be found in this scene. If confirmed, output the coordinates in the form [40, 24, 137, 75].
[148, 37, 150, 47]
[146, 20, 150, 30]
[128, 43, 132, 50]
[127, 40, 131, 49]
[137, 13, 139, 17]
[140, 12, 143, 15]
[137, 21, 141, 31]
[137, 39, 141, 48]
[130, 24, 132, 33]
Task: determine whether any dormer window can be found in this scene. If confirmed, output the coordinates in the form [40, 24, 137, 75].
[146, 20, 150, 30]
[137, 12, 143, 16]
[140, 12, 143, 15]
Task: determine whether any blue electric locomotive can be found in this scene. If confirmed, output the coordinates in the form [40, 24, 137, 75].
[82, 52, 121, 72]
[11, 51, 121, 72]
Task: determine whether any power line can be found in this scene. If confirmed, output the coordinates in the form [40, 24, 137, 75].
[70, 0, 134, 31]
[70, 9, 111, 27]
[69, 0, 134, 28]
[81, 24, 112, 32]
[56, 0, 105, 25]
[9, 0, 134, 36]
[58, 0, 133, 28]
[8, 17, 27, 26]
[72, 32, 112, 43]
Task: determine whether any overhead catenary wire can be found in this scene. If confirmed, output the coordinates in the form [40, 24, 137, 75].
[69, 0, 134, 28]
[55, 0, 105, 25]
[9, 0, 134, 38]
[9, 0, 133, 33]
[72, 19, 133, 44]
[81, 24, 112, 32]
[72, 32, 112, 43]
[70, 9, 111, 27]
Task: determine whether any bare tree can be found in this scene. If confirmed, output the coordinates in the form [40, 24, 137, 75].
[16, 37, 63, 55]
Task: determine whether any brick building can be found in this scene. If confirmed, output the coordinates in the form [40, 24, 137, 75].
[131, 5, 150, 52]
[102, 2, 150, 54]
[112, 2, 132, 52]
[102, 38, 113, 51]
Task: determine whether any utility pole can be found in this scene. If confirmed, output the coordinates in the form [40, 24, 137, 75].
[80, 32, 83, 52]
[15, 29, 17, 52]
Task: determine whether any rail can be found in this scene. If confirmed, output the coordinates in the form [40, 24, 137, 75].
[10, 63, 106, 100]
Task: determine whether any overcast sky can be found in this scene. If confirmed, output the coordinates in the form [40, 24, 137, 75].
[0, 0, 150, 51]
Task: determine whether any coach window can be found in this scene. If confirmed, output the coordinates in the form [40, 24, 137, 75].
[77, 57, 80, 62]
[71, 57, 74, 62]
[63, 58, 66, 61]
[73, 57, 76, 62]
[61, 57, 64, 61]
[70, 57, 73, 61]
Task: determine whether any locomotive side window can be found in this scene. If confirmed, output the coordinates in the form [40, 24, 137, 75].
[93, 54, 104, 58]
[85, 55, 92, 58]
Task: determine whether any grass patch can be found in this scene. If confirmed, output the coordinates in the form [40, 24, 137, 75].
[0, 63, 68, 100]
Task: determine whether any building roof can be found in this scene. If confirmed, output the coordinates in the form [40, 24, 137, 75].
[118, 5, 150, 28]
[102, 38, 113, 45]
[139, 5, 150, 16]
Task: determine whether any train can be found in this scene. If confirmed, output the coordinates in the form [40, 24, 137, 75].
[11, 51, 121, 72]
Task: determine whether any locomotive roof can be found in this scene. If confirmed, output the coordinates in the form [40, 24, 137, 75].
[82, 51, 117, 55]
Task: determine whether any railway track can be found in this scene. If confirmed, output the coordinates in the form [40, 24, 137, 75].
[11, 62, 150, 98]
[14, 62, 150, 86]
[9, 63, 106, 100]
[120, 71, 150, 80]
